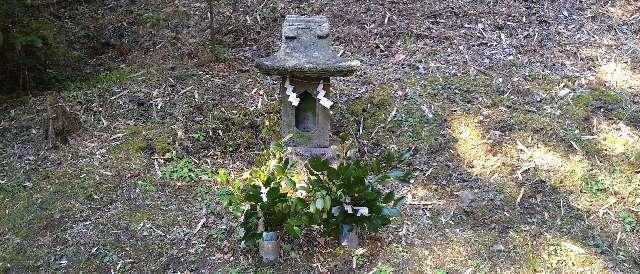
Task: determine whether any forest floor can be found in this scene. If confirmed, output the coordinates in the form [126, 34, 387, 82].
[1, 0, 640, 273]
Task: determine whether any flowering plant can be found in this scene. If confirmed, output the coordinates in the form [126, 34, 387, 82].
[304, 135, 413, 235]
[225, 139, 309, 245]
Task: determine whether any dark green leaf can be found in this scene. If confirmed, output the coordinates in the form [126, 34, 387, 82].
[283, 177, 296, 189]
[382, 192, 395, 204]
[394, 196, 407, 208]
[399, 149, 413, 162]
[244, 185, 262, 203]
[308, 156, 330, 172]
[266, 185, 283, 201]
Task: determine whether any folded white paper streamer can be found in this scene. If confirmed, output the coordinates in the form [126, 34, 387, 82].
[284, 77, 299, 106]
[316, 80, 333, 109]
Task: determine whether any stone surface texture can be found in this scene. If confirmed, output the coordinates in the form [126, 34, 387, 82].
[281, 77, 330, 148]
[256, 15, 359, 78]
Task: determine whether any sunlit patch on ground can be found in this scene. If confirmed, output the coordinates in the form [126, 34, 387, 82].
[542, 238, 608, 272]
[594, 118, 640, 155]
[596, 62, 640, 90]
[450, 115, 505, 179]
[517, 142, 589, 191]
[607, 1, 640, 21]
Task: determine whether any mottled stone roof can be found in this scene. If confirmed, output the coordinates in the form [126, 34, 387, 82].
[256, 15, 359, 78]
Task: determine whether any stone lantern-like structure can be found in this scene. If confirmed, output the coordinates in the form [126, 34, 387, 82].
[256, 15, 359, 157]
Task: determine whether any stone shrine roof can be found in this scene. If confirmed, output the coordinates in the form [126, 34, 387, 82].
[256, 15, 359, 78]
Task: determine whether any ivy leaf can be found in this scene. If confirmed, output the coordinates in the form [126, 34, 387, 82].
[308, 156, 329, 172]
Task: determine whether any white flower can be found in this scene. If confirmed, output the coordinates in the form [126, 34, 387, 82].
[344, 204, 353, 214]
[260, 186, 268, 201]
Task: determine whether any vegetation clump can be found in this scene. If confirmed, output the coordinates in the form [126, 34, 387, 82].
[223, 139, 308, 244]
[304, 135, 413, 236]
[221, 135, 413, 254]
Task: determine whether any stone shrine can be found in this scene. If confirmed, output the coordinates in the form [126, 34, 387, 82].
[256, 15, 359, 156]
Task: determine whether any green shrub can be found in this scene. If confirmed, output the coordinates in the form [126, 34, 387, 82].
[222, 136, 414, 246]
[224, 138, 309, 244]
[304, 135, 413, 235]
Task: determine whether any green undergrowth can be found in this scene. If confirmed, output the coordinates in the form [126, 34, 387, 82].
[0, 166, 118, 271]
[562, 87, 624, 124]
[160, 155, 229, 185]
[208, 101, 279, 154]
[109, 123, 173, 161]
[338, 82, 444, 150]
[63, 68, 134, 102]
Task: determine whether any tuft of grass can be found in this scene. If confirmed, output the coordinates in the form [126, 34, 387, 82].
[562, 86, 624, 121]
[352, 249, 367, 268]
[586, 177, 606, 195]
[63, 68, 133, 102]
[154, 136, 172, 155]
[562, 129, 596, 155]
[137, 179, 157, 193]
[619, 211, 637, 232]
[161, 157, 199, 182]
[196, 186, 216, 213]
[210, 44, 230, 63]
[208, 229, 225, 242]
[191, 130, 206, 142]
[374, 264, 394, 274]
[0, 176, 27, 200]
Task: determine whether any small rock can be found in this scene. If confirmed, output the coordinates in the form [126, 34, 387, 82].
[460, 191, 474, 207]
[491, 243, 505, 252]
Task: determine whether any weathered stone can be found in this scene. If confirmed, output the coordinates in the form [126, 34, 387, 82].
[460, 190, 474, 207]
[280, 77, 330, 149]
[256, 15, 360, 78]
[257, 15, 358, 157]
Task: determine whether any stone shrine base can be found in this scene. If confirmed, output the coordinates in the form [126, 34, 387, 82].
[290, 147, 335, 161]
